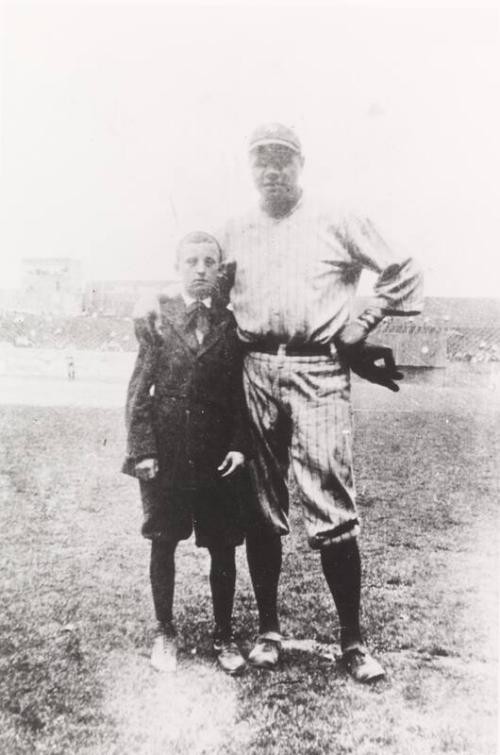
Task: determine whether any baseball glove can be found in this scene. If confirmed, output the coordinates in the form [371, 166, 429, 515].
[336, 339, 404, 392]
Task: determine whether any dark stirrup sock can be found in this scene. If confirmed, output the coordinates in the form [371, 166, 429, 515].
[246, 531, 282, 635]
[208, 545, 237, 640]
[150, 539, 177, 626]
[320, 538, 362, 651]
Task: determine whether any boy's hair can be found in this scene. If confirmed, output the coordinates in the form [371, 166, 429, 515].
[176, 231, 222, 264]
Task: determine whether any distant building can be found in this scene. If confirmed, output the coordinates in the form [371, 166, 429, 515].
[0, 259, 179, 318]
[83, 279, 179, 317]
[20, 258, 83, 315]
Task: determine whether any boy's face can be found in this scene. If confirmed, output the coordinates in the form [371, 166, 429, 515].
[177, 240, 220, 300]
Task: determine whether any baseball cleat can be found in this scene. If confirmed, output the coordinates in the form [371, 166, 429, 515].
[341, 645, 385, 683]
[248, 631, 282, 669]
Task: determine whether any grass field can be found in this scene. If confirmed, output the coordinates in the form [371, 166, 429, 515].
[0, 383, 498, 754]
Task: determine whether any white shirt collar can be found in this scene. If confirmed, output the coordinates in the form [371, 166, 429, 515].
[181, 292, 212, 309]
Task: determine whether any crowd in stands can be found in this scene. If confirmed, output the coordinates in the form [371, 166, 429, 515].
[379, 314, 499, 363]
[0, 308, 498, 363]
[447, 333, 499, 363]
[0, 312, 134, 352]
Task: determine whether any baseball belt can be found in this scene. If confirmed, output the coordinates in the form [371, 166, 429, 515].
[246, 342, 332, 358]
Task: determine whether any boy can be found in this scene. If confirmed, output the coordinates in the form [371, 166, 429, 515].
[122, 231, 253, 676]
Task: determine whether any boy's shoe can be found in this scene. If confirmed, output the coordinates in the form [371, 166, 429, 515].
[213, 638, 247, 676]
[150, 627, 178, 673]
[248, 631, 282, 669]
[340, 645, 385, 683]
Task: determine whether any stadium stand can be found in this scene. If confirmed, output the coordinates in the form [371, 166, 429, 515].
[0, 312, 133, 352]
[0, 298, 498, 363]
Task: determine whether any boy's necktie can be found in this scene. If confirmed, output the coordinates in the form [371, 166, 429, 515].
[186, 301, 211, 343]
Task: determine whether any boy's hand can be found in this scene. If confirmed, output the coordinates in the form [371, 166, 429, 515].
[218, 452, 245, 477]
[134, 458, 159, 480]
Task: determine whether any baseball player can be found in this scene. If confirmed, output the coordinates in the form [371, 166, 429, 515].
[218, 123, 424, 682]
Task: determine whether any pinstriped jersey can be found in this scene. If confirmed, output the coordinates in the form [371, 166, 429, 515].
[219, 195, 423, 345]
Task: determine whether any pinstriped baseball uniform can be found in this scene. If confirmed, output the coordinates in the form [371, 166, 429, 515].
[222, 195, 422, 345]
[220, 194, 423, 548]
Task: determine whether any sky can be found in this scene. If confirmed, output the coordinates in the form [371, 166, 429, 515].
[1, 1, 499, 296]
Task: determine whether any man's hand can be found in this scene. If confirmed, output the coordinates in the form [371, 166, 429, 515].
[134, 458, 159, 480]
[336, 339, 404, 392]
[218, 451, 245, 477]
[336, 321, 368, 347]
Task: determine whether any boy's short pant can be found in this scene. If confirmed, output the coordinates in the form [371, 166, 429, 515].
[138, 472, 250, 548]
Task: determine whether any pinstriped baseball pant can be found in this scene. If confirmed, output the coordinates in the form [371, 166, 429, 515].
[243, 349, 360, 549]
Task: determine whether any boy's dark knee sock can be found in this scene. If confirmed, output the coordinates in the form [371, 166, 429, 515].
[246, 530, 282, 635]
[208, 545, 236, 640]
[150, 539, 177, 627]
[320, 538, 362, 651]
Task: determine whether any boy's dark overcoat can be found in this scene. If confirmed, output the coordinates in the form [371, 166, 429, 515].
[122, 294, 253, 495]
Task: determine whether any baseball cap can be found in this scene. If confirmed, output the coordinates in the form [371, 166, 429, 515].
[248, 123, 302, 155]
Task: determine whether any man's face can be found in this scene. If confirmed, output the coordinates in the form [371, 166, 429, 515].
[177, 241, 220, 300]
[250, 144, 303, 204]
